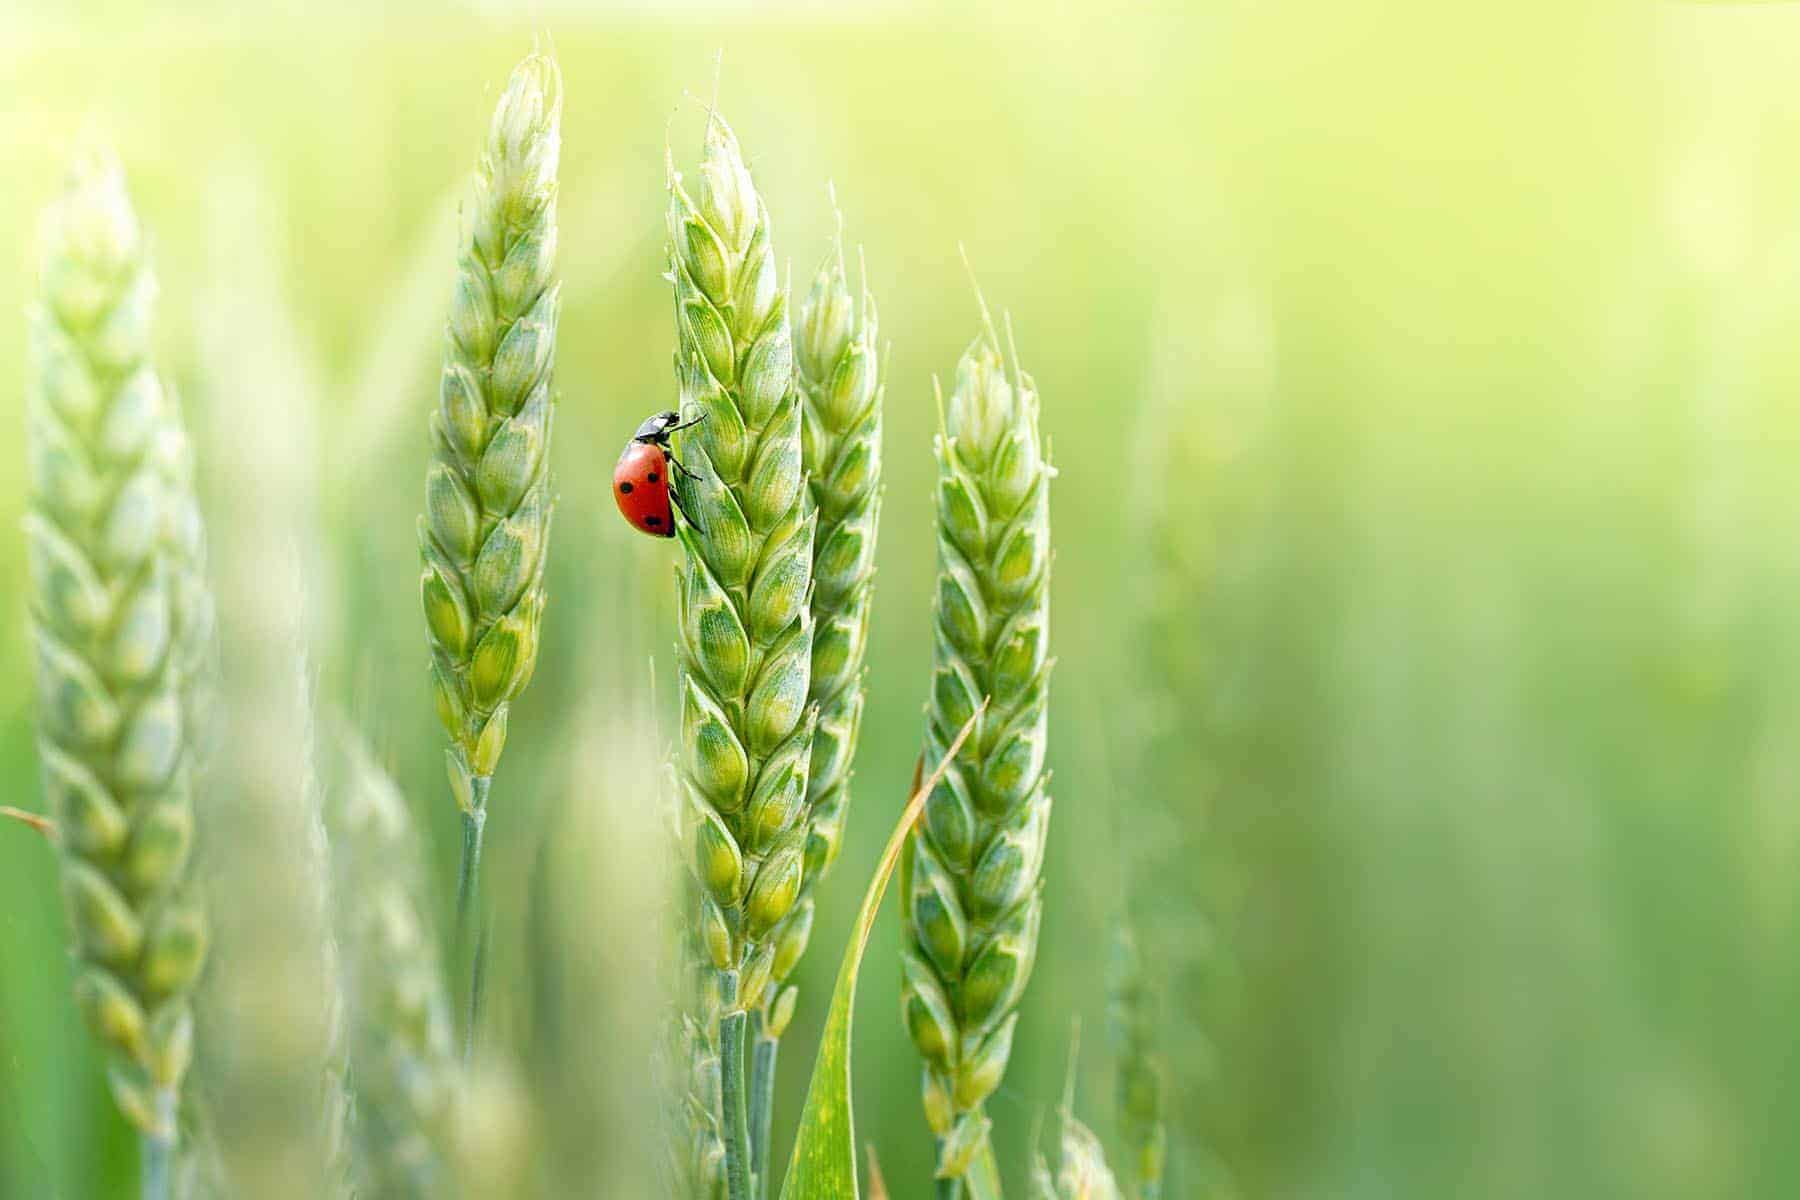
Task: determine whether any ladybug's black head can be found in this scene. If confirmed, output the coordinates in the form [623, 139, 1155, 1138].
[633, 410, 682, 444]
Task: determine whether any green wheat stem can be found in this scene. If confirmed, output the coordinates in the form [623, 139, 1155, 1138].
[141, 1092, 173, 1200]
[666, 106, 816, 1200]
[900, 298, 1053, 1186]
[719, 984, 755, 1200]
[454, 783, 489, 940]
[749, 1025, 778, 1199]
[453, 775, 490, 1061]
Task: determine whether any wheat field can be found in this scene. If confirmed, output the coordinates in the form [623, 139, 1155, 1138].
[6, 2, 1800, 1197]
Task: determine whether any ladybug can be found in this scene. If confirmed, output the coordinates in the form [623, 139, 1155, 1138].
[614, 409, 702, 538]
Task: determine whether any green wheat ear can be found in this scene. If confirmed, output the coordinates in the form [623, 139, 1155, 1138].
[327, 722, 455, 1199]
[23, 150, 214, 1171]
[1108, 929, 1167, 1200]
[420, 51, 561, 822]
[1030, 1108, 1124, 1200]
[792, 212, 883, 937]
[901, 309, 1053, 1191]
[728, 207, 886, 1197]
[667, 107, 816, 1200]
[420, 50, 562, 1054]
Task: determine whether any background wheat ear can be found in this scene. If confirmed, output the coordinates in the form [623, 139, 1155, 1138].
[178, 162, 357, 1200]
[325, 718, 455, 1200]
[23, 149, 214, 1196]
[1030, 1108, 1123, 1200]
[667, 106, 817, 1200]
[900, 306, 1053, 1197]
[1107, 929, 1167, 1200]
[418, 49, 562, 1049]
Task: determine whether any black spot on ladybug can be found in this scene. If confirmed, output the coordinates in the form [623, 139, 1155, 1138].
[619, 481, 634, 494]
[645, 515, 661, 527]
[647, 471, 660, 483]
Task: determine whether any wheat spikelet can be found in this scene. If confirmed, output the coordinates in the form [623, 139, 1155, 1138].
[23, 152, 212, 1168]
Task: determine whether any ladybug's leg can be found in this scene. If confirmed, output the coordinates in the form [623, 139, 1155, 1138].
[664, 452, 702, 483]
[670, 481, 706, 536]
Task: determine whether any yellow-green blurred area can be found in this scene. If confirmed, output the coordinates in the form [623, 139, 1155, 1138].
[6, 0, 1800, 1196]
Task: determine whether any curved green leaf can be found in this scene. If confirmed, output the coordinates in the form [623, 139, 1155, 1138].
[780, 702, 986, 1200]
[969, 1139, 1004, 1200]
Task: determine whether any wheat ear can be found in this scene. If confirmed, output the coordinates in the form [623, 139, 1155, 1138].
[737, 206, 886, 1193]
[24, 151, 213, 1198]
[327, 722, 455, 1198]
[900, 312, 1053, 1195]
[1108, 928, 1167, 1200]
[667, 108, 816, 1200]
[419, 51, 561, 1052]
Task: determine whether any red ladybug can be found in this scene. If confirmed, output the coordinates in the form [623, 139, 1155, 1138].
[614, 410, 702, 538]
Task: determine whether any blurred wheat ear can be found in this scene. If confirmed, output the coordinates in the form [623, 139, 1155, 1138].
[23, 150, 214, 1199]
[325, 719, 456, 1198]
[899, 303, 1054, 1196]
[181, 160, 355, 1200]
[1027, 1029, 1123, 1200]
[666, 106, 817, 1200]
[1108, 929, 1167, 1200]
[1030, 1106, 1124, 1200]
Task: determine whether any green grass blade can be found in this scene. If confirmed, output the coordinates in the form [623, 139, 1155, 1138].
[780, 704, 985, 1200]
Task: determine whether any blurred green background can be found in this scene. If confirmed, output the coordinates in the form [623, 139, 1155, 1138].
[7, 0, 1800, 1196]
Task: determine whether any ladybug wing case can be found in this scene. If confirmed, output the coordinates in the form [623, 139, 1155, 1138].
[613, 442, 676, 537]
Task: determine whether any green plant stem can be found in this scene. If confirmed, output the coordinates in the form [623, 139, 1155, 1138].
[750, 1025, 778, 1199]
[140, 1124, 171, 1200]
[720, 1003, 755, 1200]
[455, 775, 491, 1060]
[935, 1175, 963, 1200]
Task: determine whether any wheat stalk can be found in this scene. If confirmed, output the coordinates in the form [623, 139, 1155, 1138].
[23, 151, 213, 1199]
[900, 305, 1053, 1195]
[667, 107, 816, 1200]
[419, 50, 562, 1052]
[326, 721, 455, 1199]
[664, 776, 729, 1200]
